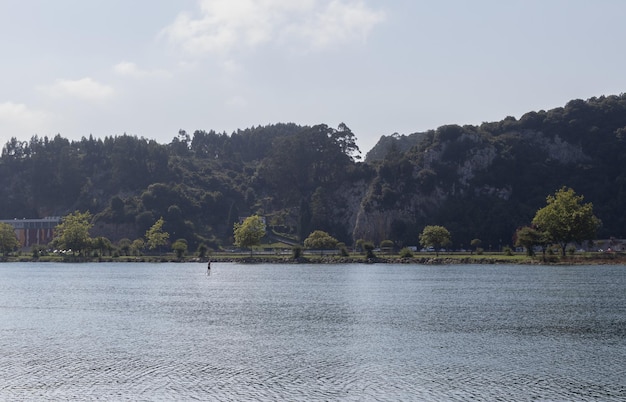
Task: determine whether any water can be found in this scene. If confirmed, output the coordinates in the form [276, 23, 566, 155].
[0, 263, 625, 401]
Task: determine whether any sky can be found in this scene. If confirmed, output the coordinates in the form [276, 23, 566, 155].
[1, 0, 626, 155]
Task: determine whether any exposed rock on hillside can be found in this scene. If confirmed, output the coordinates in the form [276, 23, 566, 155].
[351, 95, 626, 247]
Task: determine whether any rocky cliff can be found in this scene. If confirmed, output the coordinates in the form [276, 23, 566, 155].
[348, 95, 626, 247]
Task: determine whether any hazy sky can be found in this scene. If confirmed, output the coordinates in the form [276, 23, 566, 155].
[1, 0, 625, 154]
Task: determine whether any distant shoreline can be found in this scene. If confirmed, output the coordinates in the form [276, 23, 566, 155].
[2, 253, 626, 265]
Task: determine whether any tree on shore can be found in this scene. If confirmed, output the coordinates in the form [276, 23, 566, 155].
[52, 211, 93, 256]
[380, 239, 394, 254]
[514, 226, 546, 256]
[146, 217, 169, 254]
[118, 238, 132, 256]
[196, 243, 208, 258]
[0, 222, 19, 256]
[532, 187, 600, 256]
[303, 230, 338, 251]
[172, 238, 188, 259]
[363, 241, 376, 259]
[93, 236, 113, 256]
[419, 225, 451, 257]
[131, 238, 145, 256]
[233, 215, 266, 253]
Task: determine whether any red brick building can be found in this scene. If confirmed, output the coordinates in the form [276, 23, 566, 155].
[0, 217, 60, 249]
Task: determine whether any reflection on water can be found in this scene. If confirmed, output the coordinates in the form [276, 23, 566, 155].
[0, 263, 625, 400]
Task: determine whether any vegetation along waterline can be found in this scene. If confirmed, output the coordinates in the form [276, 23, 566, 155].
[2, 249, 626, 265]
[2, 94, 626, 259]
[4, 183, 611, 265]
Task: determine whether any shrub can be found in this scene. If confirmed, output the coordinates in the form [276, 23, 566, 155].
[380, 239, 394, 254]
[399, 247, 414, 258]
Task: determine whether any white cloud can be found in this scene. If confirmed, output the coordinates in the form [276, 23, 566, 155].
[0, 101, 53, 136]
[113, 61, 170, 78]
[113, 61, 142, 76]
[0, 102, 49, 123]
[294, 0, 387, 50]
[44, 77, 114, 101]
[161, 0, 385, 55]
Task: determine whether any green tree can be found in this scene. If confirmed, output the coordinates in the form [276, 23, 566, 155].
[0, 222, 20, 255]
[53, 211, 93, 256]
[337, 242, 350, 257]
[118, 238, 132, 256]
[532, 187, 600, 256]
[514, 226, 546, 256]
[303, 230, 338, 251]
[380, 239, 394, 254]
[233, 215, 266, 252]
[131, 238, 145, 256]
[355, 238, 365, 253]
[145, 217, 169, 254]
[172, 238, 188, 259]
[196, 242, 208, 258]
[258, 124, 359, 208]
[363, 241, 376, 259]
[419, 225, 451, 257]
[93, 236, 113, 257]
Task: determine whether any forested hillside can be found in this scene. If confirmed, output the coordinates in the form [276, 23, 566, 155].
[0, 123, 365, 249]
[2, 94, 626, 250]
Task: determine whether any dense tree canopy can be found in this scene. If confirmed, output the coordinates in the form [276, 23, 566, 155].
[233, 215, 266, 250]
[52, 211, 93, 255]
[514, 226, 546, 256]
[419, 225, 451, 256]
[145, 217, 169, 253]
[532, 187, 600, 256]
[303, 230, 338, 250]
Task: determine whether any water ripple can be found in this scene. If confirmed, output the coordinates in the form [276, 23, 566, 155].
[0, 263, 625, 400]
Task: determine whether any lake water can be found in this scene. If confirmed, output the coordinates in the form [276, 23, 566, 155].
[0, 262, 625, 401]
